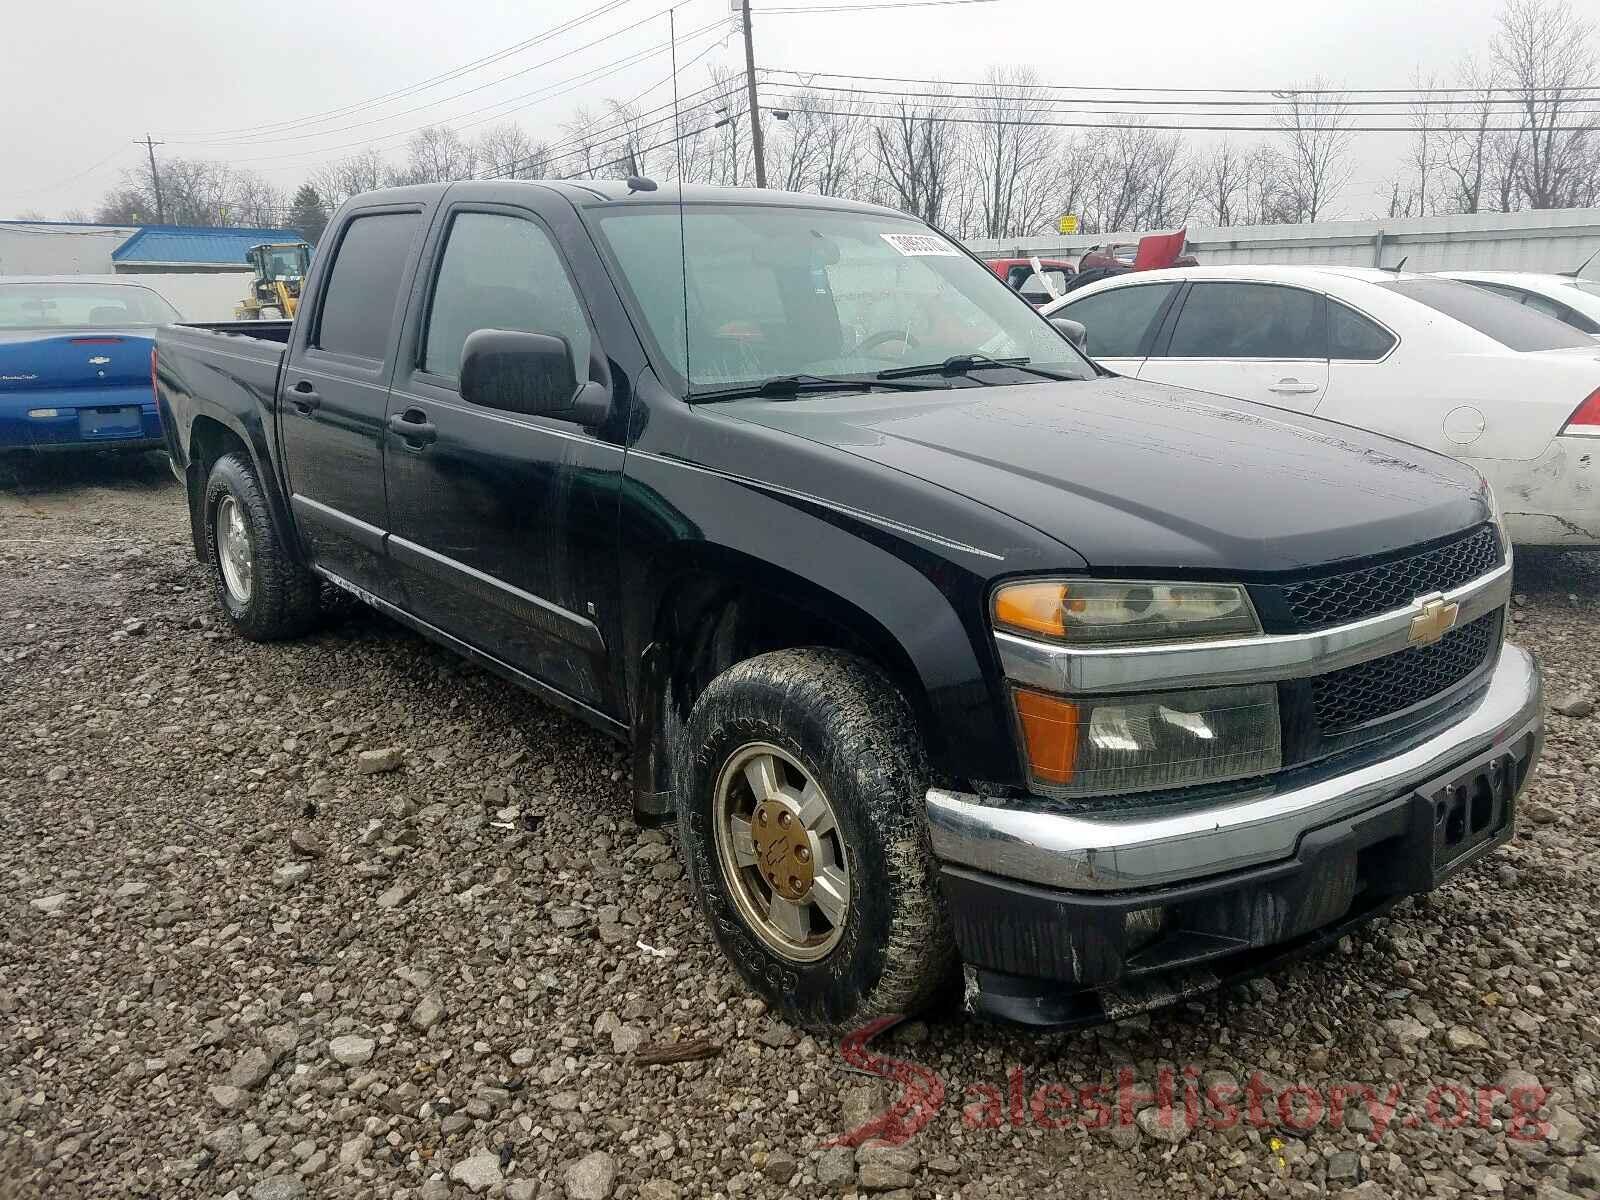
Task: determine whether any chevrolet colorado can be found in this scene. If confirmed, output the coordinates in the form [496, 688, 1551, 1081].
[154, 181, 1542, 1032]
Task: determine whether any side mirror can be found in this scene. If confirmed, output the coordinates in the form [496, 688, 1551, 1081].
[1051, 316, 1089, 353]
[459, 329, 611, 426]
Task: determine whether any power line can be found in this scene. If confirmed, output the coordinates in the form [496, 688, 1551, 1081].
[167, 0, 641, 140]
[762, 88, 1600, 126]
[763, 66, 1600, 98]
[760, 76, 1600, 110]
[173, 9, 723, 149]
[480, 37, 732, 177]
[208, 17, 732, 169]
[3, 144, 131, 204]
[760, 100, 1600, 134]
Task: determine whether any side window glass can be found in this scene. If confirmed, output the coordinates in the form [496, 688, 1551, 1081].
[1167, 283, 1325, 359]
[1062, 283, 1176, 358]
[314, 213, 419, 360]
[1328, 301, 1397, 361]
[423, 212, 593, 384]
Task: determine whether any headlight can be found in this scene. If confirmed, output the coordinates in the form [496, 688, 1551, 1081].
[1483, 480, 1512, 565]
[993, 579, 1260, 645]
[1012, 683, 1281, 798]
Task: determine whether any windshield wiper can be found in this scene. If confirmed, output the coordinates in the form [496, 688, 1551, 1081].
[876, 354, 1078, 382]
[690, 373, 952, 402]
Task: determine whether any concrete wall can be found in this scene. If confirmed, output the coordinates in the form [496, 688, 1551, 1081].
[967, 207, 1600, 274]
[126, 272, 254, 321]
[0, 223, 132, 274]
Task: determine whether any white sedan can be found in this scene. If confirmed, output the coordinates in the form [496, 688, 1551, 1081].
[1042, 264, 1600, 547]
[1432, 269, 1600, 340]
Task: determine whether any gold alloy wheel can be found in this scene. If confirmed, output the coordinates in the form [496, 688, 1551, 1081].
[712, 742, 852, 962]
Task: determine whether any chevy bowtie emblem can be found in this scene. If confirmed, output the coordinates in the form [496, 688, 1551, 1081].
[88, 355, 111, 365]
[1408, 594, 1459, 646]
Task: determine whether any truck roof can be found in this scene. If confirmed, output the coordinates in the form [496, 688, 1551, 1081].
[340, 179, 908, 218]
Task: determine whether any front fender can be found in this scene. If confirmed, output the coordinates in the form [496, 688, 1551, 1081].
[617, 450, 1026, 788]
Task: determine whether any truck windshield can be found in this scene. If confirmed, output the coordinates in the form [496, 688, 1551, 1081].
[591, 204, 1092, 394]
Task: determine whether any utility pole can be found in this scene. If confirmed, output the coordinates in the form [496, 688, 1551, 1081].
[136, 134, 166, 224]
[739, 0, 767, 188]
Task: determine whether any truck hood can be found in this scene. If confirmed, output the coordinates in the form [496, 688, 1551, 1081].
[717, 376, 1489, 574]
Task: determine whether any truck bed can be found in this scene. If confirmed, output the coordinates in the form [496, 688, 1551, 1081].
[154, 320, 292, 494]
[171, 319, 294, 344]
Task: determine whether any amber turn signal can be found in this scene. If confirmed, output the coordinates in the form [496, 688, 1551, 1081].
[993, 582, 1071, 638]
[1012, 688, 1080, 784]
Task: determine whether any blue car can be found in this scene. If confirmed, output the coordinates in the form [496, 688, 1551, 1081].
[0, 277, 180, 453]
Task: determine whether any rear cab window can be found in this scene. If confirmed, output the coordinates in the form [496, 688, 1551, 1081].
[313, 212, 421, 361]
[1379, 278, 1593, 352]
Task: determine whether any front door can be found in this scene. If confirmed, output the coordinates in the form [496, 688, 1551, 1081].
[279, 207, 423, 598]
[383, 203, 625, 714]
[1137, 281, 1330, 414]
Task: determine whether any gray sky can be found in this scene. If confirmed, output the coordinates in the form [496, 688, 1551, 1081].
[0, 0, 1513, 221]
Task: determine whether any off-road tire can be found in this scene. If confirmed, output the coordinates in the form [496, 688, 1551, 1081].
[676, 648, 956, 1033]
[202, 452, 322, 641]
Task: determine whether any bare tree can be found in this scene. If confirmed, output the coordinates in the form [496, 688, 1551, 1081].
[229, 171, 284, 227]
[1405, 68, 1449, 215]
[1493, 0, 1600, 208]
[967, 67, 1061, 238]
[100, 157, 243, 226]
[871, 96, 963, 227]
[475, 123, 548, 179]
[1273, 80, 1353, 221]
[1434, 56, 1501, 214]
[312, 149, 393, 208]
[1193, 139, 1248, 227]
[769, 91, 866, 197]
[393, 126, 477, 185]
[1076, 122, 1191, 233]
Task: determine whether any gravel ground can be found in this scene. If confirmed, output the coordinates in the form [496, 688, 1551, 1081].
[2, 453, 1599, 1200]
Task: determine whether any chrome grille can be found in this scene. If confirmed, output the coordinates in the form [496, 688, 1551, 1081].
[1312, 612, 1500, 734]
[1271, 526, 1501, 632]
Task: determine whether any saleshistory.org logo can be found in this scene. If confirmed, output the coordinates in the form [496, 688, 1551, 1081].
[830, 1018, 1554, 1148]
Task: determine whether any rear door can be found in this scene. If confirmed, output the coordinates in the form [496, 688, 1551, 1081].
[1055, 280, 1180, 375]
[1137, 281, 1330, 413]
[279, 206, 425, 599]
[382, 198, 626, 715]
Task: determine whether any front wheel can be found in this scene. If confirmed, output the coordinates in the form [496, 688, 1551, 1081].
[676, 649, 955, 1032]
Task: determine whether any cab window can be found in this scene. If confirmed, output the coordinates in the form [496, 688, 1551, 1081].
[422, 212, 592, 384]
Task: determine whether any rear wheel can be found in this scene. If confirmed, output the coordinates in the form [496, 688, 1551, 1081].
[202, 452, 322, 640]
[677, 649, 955, 1032]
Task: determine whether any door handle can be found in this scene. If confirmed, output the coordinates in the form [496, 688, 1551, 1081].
[1268, 379, 1321, 394]
[289, 381, 321, 413]
[388, 408, 438, 446]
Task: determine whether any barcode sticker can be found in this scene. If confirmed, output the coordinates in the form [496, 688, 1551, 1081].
[880, 232, 960, 257]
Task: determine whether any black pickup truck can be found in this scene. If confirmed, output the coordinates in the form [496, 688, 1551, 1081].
[155, 180, 1542, 1032]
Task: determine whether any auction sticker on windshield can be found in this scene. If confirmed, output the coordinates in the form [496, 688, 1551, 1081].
[881, 232, 961, 256]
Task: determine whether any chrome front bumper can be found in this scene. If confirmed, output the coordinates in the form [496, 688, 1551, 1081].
[927, 642, 1543, 892]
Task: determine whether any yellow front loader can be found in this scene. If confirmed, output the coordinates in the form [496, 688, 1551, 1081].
[235, 242, 312, 321]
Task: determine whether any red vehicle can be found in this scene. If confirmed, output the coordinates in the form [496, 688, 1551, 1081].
[1077, 230, 1197, 274]
[986, 257, 1076, 307]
